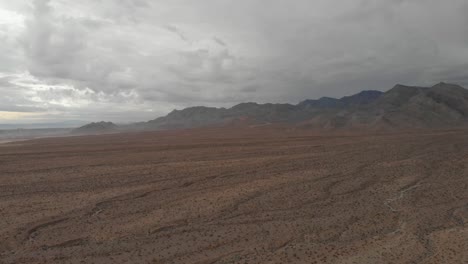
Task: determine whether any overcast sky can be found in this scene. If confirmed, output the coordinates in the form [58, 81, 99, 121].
[1, 0, 467, 124]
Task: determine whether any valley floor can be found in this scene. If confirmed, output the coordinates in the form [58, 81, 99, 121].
[0, 127, 467, 263]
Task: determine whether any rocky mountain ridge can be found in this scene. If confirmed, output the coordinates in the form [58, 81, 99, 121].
[79, 82, 468, 133]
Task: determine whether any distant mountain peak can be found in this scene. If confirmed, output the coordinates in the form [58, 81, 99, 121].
[231, 102, 260, 110]
[72, 121, 118, 135]
[80, 121, 116, 127]
[389, 84, 426, 91]
[431, 82, 465, 90]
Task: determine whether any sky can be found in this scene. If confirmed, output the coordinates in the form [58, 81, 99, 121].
[0, 0, 468, 125]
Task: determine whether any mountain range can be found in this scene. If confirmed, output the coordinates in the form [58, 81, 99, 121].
[75, 82, 468, 134]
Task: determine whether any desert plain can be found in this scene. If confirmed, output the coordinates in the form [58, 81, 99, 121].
[0, 127, 467, 263]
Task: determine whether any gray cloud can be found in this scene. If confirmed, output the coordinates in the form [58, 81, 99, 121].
[0, 0, 467, 123]
[164, 24, 189, 42]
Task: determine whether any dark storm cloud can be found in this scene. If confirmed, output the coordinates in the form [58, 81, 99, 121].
[0, 0, 468, 123]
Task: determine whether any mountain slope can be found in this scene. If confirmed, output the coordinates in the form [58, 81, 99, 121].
[72, 122, 118, 135]
[340, 90, 384, 106]
[327, 83, 468, 129]
[145, 103, 304, 129]
[144, 90, 385, 130]
[117, 83, 468, 131]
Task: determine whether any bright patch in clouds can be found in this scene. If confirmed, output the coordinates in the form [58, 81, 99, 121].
[0, 111, 42, 120]
[0, 8, 24, 27]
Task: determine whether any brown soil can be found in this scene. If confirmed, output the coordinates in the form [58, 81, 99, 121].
[0, 127, 467, 263]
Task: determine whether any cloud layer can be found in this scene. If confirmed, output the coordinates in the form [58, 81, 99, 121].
[1, 0, 468, 123]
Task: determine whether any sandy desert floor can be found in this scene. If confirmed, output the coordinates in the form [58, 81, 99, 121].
[0, 127, 467, 263]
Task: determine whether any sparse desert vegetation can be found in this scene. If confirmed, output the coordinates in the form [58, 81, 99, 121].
[0, 127, 467, 263]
